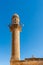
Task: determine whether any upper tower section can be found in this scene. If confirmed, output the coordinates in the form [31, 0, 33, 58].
[9, 13, 21, 32]
[12, 13, 20, 24]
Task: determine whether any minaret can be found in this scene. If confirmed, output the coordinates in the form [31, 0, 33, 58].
[9, 14, 21, 64]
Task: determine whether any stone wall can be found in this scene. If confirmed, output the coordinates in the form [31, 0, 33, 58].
[10, 60, 43, 65]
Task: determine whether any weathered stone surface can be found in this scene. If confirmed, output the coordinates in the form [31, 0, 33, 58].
[10, 58, 43, 65]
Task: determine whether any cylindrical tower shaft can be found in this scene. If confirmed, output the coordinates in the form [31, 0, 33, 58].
[12, 29, 20, 60]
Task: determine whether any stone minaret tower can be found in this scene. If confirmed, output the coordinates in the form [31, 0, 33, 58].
[9, 14, 21, 65]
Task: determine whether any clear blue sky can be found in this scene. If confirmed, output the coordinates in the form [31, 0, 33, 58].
[0, 0, 43, 65]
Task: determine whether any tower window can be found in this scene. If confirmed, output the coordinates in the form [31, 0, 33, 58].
[15, 18, 16, 21]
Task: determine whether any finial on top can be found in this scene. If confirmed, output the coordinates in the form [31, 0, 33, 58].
[13, 13, 19, 18]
